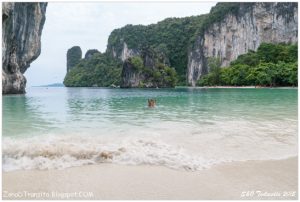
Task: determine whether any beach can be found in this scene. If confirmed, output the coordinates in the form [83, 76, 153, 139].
[2, 0, 298, 200]
[3, 157, 297, 200]
[3, 88, 298, 200]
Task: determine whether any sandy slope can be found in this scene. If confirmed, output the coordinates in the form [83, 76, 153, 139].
[2, 157, 297, 200]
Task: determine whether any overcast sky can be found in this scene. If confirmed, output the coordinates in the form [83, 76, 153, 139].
[25, 2, 217, 86]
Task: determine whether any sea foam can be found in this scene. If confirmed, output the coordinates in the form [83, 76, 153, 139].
[3, 118, 297, 172]
[3, 135, 222, 172]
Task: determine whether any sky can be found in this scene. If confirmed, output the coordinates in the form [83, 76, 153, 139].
[25, 2, 217, 86]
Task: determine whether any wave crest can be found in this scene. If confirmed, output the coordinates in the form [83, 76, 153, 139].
[3, 135, 219, 172]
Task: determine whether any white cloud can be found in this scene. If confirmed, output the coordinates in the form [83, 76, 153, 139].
[25, 2, 216, 86]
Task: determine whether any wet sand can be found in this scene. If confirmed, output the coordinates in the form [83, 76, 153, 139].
[2, 157, 297, 200]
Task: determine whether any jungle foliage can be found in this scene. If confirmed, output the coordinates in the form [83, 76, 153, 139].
[128, 56, 178, 88]
[64, 53, 122, 87]
[107, 3, 254, 85]
[197, 43, 298, 87]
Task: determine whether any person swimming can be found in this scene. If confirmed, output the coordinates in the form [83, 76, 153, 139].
[148, 99, 156, 108]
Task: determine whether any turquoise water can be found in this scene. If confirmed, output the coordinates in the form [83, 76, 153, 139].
[2, 87, 298, 171]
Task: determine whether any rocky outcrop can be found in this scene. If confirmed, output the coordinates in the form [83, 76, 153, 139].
[121, 48, 175, 88]
[121, 49, 155, 88]
[67, 46, 82, 73]
[121, 59, 144, 88]
[106, 21, 190, 86]
[108, 42, 140, 62]
[120, 42, 140, 61]
[66, 2, 297, 87]
[84, 49, 100, 59]
[187, 2, 298, 86]
[2, 2, 47, 94]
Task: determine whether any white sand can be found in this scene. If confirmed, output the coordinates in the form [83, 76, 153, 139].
[2, 157, 298, 200]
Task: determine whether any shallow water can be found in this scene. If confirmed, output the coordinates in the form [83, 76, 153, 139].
[2, 87, 298, 171]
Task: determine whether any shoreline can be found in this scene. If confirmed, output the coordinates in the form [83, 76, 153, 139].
[28, 86, 298, 89]
[183, 86, 298, 89]
[3, 157, 298, 200]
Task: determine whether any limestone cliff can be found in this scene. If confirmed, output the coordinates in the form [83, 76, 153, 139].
[121, 49, 155, 88]
[66, 46, 82, 73]
[2, 2, 47, 94]
[67, 2, 297, 87]
[107, 3, 297, 86]
[187, 2, 298, 86]
[106, 19, 203, 85]
[121, 48, 176, 88]
[121, 58, 143, 88]
[108, 42, 140, 62]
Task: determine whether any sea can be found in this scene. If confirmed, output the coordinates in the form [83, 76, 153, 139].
[2, 87, 298, 171]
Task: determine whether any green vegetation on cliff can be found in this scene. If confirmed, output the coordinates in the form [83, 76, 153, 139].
[64, 53, 122, 87]
[197, 43, 298, 87]
[64, 3, 297, 88]
[106, 3, 259, 85]
[196, 3, 253, 37]
[107, 15, 206, 85]
[67, 46, 82, 72]
[121, 56, 177, 88]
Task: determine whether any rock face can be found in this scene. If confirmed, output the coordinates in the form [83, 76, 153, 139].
[107, 3, 297, 87]
[187, 2, 298, 86]
[119, 42, 140, 61]
[121, 48, 172, 88]
[121, 59, 143, 88]
[2, 2, 47, 94]
[66, 46, 82, 73]
[108, 42, 140, 62]
[84, 49, 100, 60]
[121, 49, 155, 88]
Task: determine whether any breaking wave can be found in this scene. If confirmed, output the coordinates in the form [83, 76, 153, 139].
[3, 135, 223, 172]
